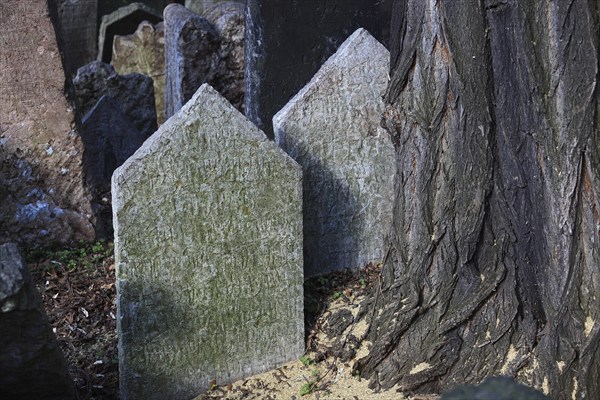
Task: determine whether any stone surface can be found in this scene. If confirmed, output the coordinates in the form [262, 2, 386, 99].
[112, 21, 167, 125]
[52, 0, 98, 77]
[73, 61, 157, 140]
[0, 0, 94, 246]
[97, 2, 163, 63]
[185, 0, 243, 15]
[441, 377, 549, 399]
[81, 95, 147, 238]
[246, 0, 393, 138]
[164, 4, 220, 119]
[0, 243, 75, 399]
[204, 1, 245, 111]
[274, 29, 394, 276]
[113, 84, 303, 399]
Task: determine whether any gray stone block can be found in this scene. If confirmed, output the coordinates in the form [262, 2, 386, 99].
[274, 28, 395, 276]
[112, 83, 304, 399]
[0, 243, 75, 400]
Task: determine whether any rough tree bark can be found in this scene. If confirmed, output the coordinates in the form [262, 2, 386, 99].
[355, 0, 600, 398]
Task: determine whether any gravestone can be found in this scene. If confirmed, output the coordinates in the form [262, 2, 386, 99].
[274, 28, 395, 276]
[0, 243, 75, 399]
[204, 1, 245, 111]
[113, 84, 303, 399]
[163, 4, 220, 119]
[98, 2, 163, 63]
[52, 0, 98, 77]
[81, 95, 147, 238]
[0, 0, 94, 246]
[112, 21, 167, 125]
[73, 61, 157, 140]
[245, 0, 393, 138]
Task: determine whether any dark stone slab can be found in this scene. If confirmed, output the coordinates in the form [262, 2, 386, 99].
[73, 61, 157, 140]
[164, 4, 220, 119]
[0, 243, 75, 400]
[81, 95, 147, 237]
[245, 0, 393, 138]
[52, 0, 98, 77]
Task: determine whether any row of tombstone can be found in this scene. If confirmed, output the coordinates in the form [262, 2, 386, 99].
[113, 27, 394, 399]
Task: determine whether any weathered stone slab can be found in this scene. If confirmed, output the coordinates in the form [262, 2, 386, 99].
[73, 61, 158, 140]
[204, 1, 245, 111]
[52, 0, 98, 77]
[246, 0, 393, 138]
[81, 95, 147, 238]
[113, 84, 303, 399]
[112, 21, 167, 125]
[97, 2, 163, 63]
[0, 0, 94, 246]
[274, 28, 395, 276]
[0, 243, 75, 399]
[164, 4, 220, 119]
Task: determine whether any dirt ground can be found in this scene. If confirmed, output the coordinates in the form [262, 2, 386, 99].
[27, 243, 439, 400]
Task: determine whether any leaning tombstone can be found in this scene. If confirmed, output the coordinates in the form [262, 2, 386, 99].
[274, 28, 395, 277]
[0, 0, 94, 246]
[163, 4, 220, 119]
[97, 2, 163, 63]
[0, 243, 75, 399]
[113, 84, 304, 399]
[112, 21, 167, 125]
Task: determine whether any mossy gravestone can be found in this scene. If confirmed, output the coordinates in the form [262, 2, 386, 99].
[112, 84, 303, 399]
[274, 29, 395, 276]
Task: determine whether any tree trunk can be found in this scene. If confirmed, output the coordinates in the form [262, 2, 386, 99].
[355, 0, 600, 398]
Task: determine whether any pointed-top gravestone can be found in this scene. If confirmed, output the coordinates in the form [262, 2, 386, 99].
[246, 0, 393, 138]
[113, 84, 303, 400]
[274, 28, 395, 277]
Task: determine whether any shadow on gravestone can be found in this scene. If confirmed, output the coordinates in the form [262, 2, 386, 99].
[274, 28, 395, 277]
[245, 0, 393, 139]
[0, 243, 75, 400]
[98, 2, 163, 64]
[112, 83, 303, 399]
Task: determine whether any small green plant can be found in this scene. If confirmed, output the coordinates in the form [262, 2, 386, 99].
[332, 291, 344, 300]
[299, 355, 313, 367]
[299, 381, 316, 396]
[359, 277, 367, 288]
